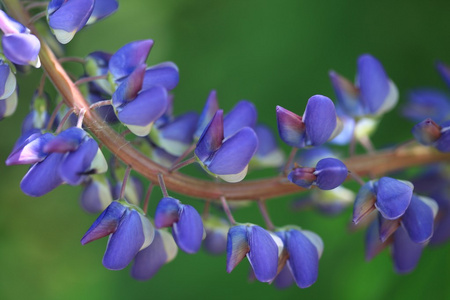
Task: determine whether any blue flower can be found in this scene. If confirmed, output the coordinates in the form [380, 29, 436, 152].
[203, 216, 229, 255]
[80, 174, 113, 214]
[0, 10, 40, 67]
[195, 110, 258, 182]
[288, 157, 348, 190]
[250, 124, 284, 169]
[0, 86, 17, 121]
[81, 201, 155, 270]
[276, 95, 340, 148]
[412, 118, 450, 152]
[226, 224, 282, 283]
[154, 197, 204, 254]
[275, 228, 323, 288]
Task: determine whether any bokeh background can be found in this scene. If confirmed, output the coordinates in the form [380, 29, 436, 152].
[1, 0, 450, 299]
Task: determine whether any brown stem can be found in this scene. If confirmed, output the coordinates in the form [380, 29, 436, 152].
[119, 166, 132, 200]
[143, 182, 154, 215]
[46, 100, 64, 131]
[74, 74, 109, 86]
[4, 0, 450, 201]
[257, 199, 275, 231]
[220, 196, 236, 225]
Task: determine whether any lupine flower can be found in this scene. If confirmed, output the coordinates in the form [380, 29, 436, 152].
[275, 227, 323, 288]
[276, 95, 341, 148]
[195, 110, 258, 183]
[203, 216, 229, 255]
[223, 100, 257, 137]
[21, 92, 50, 134]
[288, 157, 348, 190]
[293, 186, 355, 215]
[80, 174, 113, 213]
[412, 118, 450, 152]
[150, 111, 199, 156]
[329, 54, 398, 117]
[250, 124, 284, 169]
[47, 0, 95, 44]
[403, 89, 450, 124]
[109, 40, 154, 81]
[365, 193, 438, 274]
[227, 224, 282, 283]
[112, 176, 143, 206]
[112, 63, 168, 136]
[131, 229, 178, 280]
[81, 201, 155, 270]
[154, 197, 204, 254]
[17, 127, 107, 196]
[0, 10, 40, 67]
[353, 177, 414, 224]
[84, 51, 113, 95]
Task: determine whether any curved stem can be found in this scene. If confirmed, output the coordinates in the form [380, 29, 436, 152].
[4, 0, 450, 202]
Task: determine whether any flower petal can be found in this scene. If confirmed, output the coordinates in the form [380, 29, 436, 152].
[103, 210, 145, 270]
[285, 229, 319, 288]
[223, 100, 257, 137]
[246, 225, 278, 283]
[401, 195, 437, 244]
[352, 180, 376, 224]
[154, 197, 180, 228]
[195, 109, 224, 162]
[20, 152, 65, 197]
[276, 105, 306, 148]
[208, 127, 258, 175]
[404, 89, 450, 123]
[172, 205, 204, 253]
[80, 201, 126, 244]
[314, 157, 348, 190]
[329, 70, 362, 116]
[109, 40, 154, 80]
[375, 177, 413, 220]
[43, 127, 87, 153]
[195, 90, 219, 139]
[392, 226, 424, 274]
[303, 95, 337, 146]
[6, 132, 54, 165]
[86, 0, 118, 25]
[142, 62, 179, 91]
[365, 218, 389, 261]
[226, 225, 250, 273]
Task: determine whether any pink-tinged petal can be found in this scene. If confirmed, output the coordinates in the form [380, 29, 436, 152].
[154, 197, 180, 228]
[118, 86, 168, 127]
[142, 62, 179, 91]
[288, 167, 316, 189]
[329, 70, 362, 116]
[365, 218, 389, 261]
[103, 210, 145, 270]
[6, 133, 54, 165]
[303, 95, 337, 146]
[80, 201, 126, 244]
[375, 177, 413, 220]
[392, 226, 424, 274]
[378, 214, 400, 243]
[20, 152, 65, 197]
[357, 54, 390, 115]
[195, 110, 224, 162]
[208, 127, 258, 175]
[224, 100, 257, 137]
[401, 195, 437, 244]
[226, 225, 250, 273]
[276, 105, 306, 148]
[285, 229, 319, 288]
[412, 118, 442, 146]
[131, 230, 168, 281]
[195, 90, 219, 138]
[43, 127, 87, 153]
[314, 158, 348, 190]
[246, 225, 278, 283]
[352, 181, 376, 224]
[274, 265, 295, 289]
[59, 138, 99, 185]
[172, 205, 204, 254]
[112, 64, 146, 107]
[109, 40, 154, 80]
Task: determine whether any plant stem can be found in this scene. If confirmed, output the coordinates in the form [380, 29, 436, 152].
[169, 156, 196, 172]
[119, 166, 132, 200]
[257, 199, 275, 231]
[158, 173, 169, 198]
[143, 182, 154, 215]
[220, 196, 236, 225]
[74, 74, 109, 86]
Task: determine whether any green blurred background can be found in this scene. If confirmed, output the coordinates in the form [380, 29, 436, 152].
[1, 0, 450, 299]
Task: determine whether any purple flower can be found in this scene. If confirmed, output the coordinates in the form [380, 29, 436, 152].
[112, 64, 168, 136]
[154, 197, 204, 254]
[0, 87, 17, 120]
[293, 186, 355, 215]
[47, 0, 95, 44]
[276, 95, 340, 148]
[195, 110, 258, 182]
[0, 10, 41, 67]
[226, 224, 282, 283]
[329, 54, 398, 117]
[0, 59, 16, 100]
[195, 90, 219, 139]
[288, 157, 348, 190]
[250, 124, 284, 169]
[131, 229, 178, 280]
[81, 201, 155, 270]
[403, 89, 450, 124]
[353, 177, 414, 224]
[112, 176, 143, 206]
[86, 0, 119, 25]
[203, 216, 229, 255]
[275, 228, 323, 288]
[84, 51, 113, 95]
